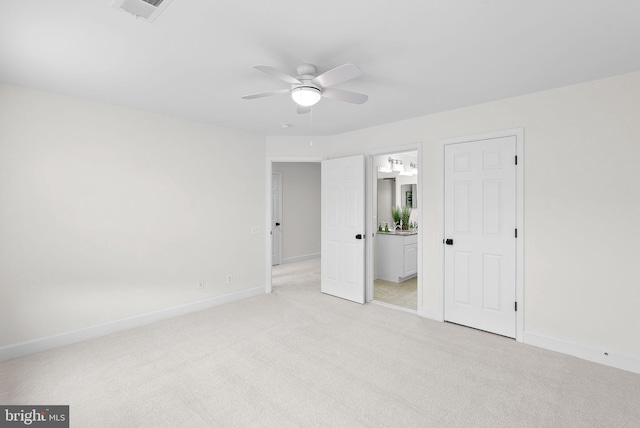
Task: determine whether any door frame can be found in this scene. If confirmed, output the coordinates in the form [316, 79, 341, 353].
[366, 144, 423, 315]
[439, 128, 524, 342]
[265, 157, 324, 294]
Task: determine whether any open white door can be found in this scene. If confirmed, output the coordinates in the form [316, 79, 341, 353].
[321, 155, 366, 303]
[444, 136, 517, 337]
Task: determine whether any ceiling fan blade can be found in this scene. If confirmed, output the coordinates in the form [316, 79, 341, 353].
[312, 63, 362, 88]
[241, 88, 290, 100]
[254, 65, 301, 84]
[297, 105, 311, 114]
[322, 88, 368, 104]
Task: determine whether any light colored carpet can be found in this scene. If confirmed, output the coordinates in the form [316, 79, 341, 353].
[374, 277, 417, 310]
[2, 258, 640, 427]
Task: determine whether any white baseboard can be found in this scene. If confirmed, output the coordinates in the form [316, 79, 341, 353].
[524, 331, 640, 375]
[0, 285, 266, 363]
[282, 252, 320, 264]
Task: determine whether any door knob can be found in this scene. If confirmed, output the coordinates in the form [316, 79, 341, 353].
[275, 222, 281, 226]
[355, 234, 364, 240]
[445, 239, 453, 245]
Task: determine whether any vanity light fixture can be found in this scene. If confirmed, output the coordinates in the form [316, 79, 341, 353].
[379, 157, 403, 173]
[409, 161, 418, 174]
[400, 161, 418, 176]
[390, 157, 404, 172]
[291, 86, 322, 107]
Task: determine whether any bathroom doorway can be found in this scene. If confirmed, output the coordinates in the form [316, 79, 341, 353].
[369, 149, 420, 312]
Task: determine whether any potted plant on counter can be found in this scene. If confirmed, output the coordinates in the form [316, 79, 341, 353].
[391, 206, 401, 229]
[401, 205, 411, 230]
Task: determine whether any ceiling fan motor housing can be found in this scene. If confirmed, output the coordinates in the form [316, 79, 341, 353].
[292, 63, 322, 93]
[291, 81, 321, 92]
[295, 63, 317, 77]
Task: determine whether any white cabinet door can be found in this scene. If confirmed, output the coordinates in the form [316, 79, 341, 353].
[403, 243, 417, 277]
[376, 234, 417, 282]
[321, 155, 365, 303]
[444, 136, 517, 338]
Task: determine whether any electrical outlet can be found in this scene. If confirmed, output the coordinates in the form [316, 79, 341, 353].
[226, 274, 232, 283]
[198, 280, 204, 289]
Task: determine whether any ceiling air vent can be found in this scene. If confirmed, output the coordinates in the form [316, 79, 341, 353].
[112, 0, 174, 22]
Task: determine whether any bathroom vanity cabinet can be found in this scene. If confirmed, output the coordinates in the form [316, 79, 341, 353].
[376, 232, 417, 282]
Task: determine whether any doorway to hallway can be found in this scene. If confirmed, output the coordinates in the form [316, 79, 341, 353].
[267, 160, 322, 293]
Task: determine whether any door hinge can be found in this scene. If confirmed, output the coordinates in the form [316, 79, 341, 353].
[515, 228, 518, 238]
[515, 302, 518, 311]
[515, 155, 518, 165]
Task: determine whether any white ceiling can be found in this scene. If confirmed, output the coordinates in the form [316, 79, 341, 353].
[1, 0, 639, 136]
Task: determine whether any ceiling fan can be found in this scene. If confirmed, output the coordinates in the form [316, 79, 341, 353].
[241, 63, 368, 114]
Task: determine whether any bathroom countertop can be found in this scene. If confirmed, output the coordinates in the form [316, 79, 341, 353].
[376, 230, 417, 236]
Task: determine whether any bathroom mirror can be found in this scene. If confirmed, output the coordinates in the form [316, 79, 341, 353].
[401, 183, 417, 208]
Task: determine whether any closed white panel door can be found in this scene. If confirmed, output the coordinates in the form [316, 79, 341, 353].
[321, 155, 365, 303]
[271, 173, 282, 266]
[444, 136, 517, 337]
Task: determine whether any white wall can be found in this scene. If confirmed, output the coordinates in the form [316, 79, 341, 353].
[267, 71, 640, 363]
[272, 162, 321, 262]
[0, 84, 266, 347]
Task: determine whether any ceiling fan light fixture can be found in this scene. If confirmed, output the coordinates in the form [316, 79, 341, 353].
[291, 86, 322, 107]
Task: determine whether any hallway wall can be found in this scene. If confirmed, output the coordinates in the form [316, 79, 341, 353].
[273, 162, 321, 263]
